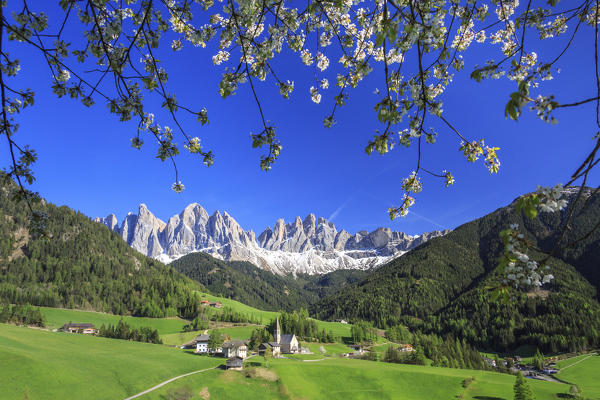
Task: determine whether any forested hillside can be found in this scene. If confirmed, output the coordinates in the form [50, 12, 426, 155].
[0, 176, 204, 318]
[171, 252, 367, 311]
[312, 189, 600, 353]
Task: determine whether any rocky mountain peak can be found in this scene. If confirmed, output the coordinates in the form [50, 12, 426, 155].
[96, 203, 449, 275]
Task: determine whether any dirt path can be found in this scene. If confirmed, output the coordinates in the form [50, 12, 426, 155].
[124, 355, 257, 399]
[559, 352, 597, 371]
[123, 366, 218, 400]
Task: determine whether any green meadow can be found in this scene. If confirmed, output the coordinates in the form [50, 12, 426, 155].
[141, 365, 286, 400]
[0, 323, 223, 400]
[141, 356, 571, 400]
[308, 318, 352, 339]
[40, 307, 187, 335]
[199, 293, 353, 337]
[304, 341, 354, 356]
[0, 323, 574, 400]
[199, 293, 277, 323]
[162, 325, 261, 346]
[271, 358, 569, 400]
[40, 295, 354, 347]
[556, 353, 600, 399]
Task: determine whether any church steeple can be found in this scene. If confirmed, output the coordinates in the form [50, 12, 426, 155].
[275, 316, 281, 343]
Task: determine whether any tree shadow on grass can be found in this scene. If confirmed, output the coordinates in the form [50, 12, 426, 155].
[473, 397, 506, 400]
[245, 361, 262, 367]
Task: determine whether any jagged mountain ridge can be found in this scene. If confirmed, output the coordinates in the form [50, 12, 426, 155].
[95, 203, 449, 275]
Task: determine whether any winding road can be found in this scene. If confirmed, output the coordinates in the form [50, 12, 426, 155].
[123, 366, 218, 400]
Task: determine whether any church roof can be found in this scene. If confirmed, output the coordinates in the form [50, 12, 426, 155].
[260, 342, 281, 349]
[280, 334, 296, 344]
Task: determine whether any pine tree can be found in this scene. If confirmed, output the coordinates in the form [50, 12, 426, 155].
[533, 349, 544, 371]
[208, 329, 223, 354]
[514, 372, 535, 400]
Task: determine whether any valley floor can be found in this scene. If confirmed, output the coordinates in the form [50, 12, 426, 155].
[0, 322, 583, 400]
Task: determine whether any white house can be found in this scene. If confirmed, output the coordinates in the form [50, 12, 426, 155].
[194, 334, 210, 353]
[259, 342, 281, 357]
[222, 340, 248, 359]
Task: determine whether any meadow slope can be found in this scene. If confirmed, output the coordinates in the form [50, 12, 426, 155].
[0, 324, 223, 400]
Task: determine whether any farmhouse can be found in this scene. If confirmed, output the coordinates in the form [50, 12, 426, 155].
[399, 344, 414, 352]
[181, 334, 222, 353]
[349, 344, 365, 354]
[194, 334, 210, 353]
[60, 323, 98, 335]
[222, 340, 247, 359]
[259, 342, 281, 357]
[200, 301, 222, 308]
[226, 356, 244, 370]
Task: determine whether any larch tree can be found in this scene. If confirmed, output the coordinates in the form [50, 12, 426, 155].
[513, 371, 535, 400]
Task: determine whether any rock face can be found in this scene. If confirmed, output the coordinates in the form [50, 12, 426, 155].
[96, 204, 449, 275]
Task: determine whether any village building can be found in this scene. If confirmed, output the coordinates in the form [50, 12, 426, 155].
[181, 334, 222, 354]
[226, 356, 244, 370]
[259, 342, 281, 357]
[399, 344, 414, 352]
[60, 323, 98, 335]
[194, 334, 210, 353]
[275, 318, 299, 354]
[222, 340, 247, 359]
[199, 301, 222, 308]
[348, 344, 365, 354]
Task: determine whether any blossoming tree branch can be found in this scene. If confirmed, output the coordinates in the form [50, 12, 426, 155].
[0, 0, 599, 290]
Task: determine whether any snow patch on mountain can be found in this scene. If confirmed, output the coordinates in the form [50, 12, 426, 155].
[95, 203, 448, 275]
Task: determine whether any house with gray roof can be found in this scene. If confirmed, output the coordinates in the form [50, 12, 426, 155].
[259, 342, 281, 357]
[226, 356, 243, 370]
[222, 340, 248, 359]
[194, 334, 211, 353]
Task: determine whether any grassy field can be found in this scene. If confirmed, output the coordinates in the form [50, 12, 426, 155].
[162, 324, 261, 346]
[272, 358, 569, 400]
[555, 352, 595, 369]
[199, 292, 353, 338]
[40, 307, 188, 335]
[0, 323, 223, 400]
[140, 357, 571, 400]
[199, 293, 278, 324]
[556, 353, 600, 399]
[141, 365, 285, 400]
[304, 341, 354, 356]
[308, 319, 352, 339]
[0, 323, 573, 400]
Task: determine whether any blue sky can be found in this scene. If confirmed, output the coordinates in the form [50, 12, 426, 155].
[1, 2, 598, 236]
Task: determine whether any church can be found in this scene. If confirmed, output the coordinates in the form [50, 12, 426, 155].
[259, 317, 299, 356]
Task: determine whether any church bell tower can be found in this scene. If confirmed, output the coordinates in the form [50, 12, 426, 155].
[275, 317, 281, 343]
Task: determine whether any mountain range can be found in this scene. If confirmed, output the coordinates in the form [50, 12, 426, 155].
[95, 204, 448, 275]
[3, 170, 600, 353]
